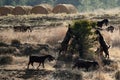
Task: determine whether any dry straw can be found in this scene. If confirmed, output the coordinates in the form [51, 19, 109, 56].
[0, 6, 14, 16]
[30, 4, 53, 14]
[12, 6, 32, 15]
[52, 4, 78, 14]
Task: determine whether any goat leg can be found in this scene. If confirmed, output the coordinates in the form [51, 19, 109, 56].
[42, 62, 45, 68]
[37, 63, 41, 69]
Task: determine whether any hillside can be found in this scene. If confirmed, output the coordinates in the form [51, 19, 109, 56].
[0, 9, 120, 80]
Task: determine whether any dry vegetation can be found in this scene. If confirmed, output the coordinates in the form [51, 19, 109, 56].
[0, 8, 120, 80]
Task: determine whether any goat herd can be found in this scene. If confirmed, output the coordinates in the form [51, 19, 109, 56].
[27, 19, 114, 71]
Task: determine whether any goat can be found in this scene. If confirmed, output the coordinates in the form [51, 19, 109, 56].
[13, 26, 32, 32]
[59, 26, 73, 54]
[95, 30, 110, 59]
[106, 26, 114, 33]
[97, 19, 109, 28]
[72, 59, 98, 71]
[27, 55, 55, 69]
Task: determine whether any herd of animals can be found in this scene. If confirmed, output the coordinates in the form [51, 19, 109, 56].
[27, 19, 115, 71]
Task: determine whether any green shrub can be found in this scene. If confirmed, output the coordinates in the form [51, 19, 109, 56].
[0, 55, 13, 65]
[115, 71, 120, 80]
[69, 20, 96, 58]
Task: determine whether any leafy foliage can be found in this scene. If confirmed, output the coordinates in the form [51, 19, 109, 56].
[69, 20, 96, 58]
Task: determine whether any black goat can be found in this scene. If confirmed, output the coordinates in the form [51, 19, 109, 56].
[97, 19, 109, 28]
[27, 55, 55, 69]
[95, 30, 110, 59]
[72, 59, 98, 71]
[106, 26, 114, 33]
[59, 26, 73, 54]
[13, 26, 32, 32]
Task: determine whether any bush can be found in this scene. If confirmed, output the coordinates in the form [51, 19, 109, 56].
[11, 39, 21, 48]
[0, 55, 13, 65]
[69, 20, 96, 58]
[0, 47, 16, 54]
[0, 41, 8, 47]
[115, 71, 120, 80]
[23, 46, 34, 55]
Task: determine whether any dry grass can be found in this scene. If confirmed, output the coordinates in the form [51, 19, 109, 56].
[0, 10, 120, 80]
[0, 26, 67, 45]
[110, 29, 120, 48]
[81, 7, 120, 18]
[94, 72, 113, 80]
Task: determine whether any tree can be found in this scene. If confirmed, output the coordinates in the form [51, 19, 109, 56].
[90, 0, 102, 10]
[69, 20, 96, 58]
[55, 0, 79, 6]
[17, 0, 28, 6]
[0, 0, 3, 6]
[3, 0, 12, 5]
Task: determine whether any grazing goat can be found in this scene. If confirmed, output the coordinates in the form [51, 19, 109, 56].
[72, 59, 98, 71]
[27, 55, 55, 69]
[106, 26, 114, 33]
[13, 26, 32, 32]
[97, 19, 109, 28]
[95, 30, 110, 59]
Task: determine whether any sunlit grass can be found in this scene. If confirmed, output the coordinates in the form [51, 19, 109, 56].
[0, 26, 67, 45]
